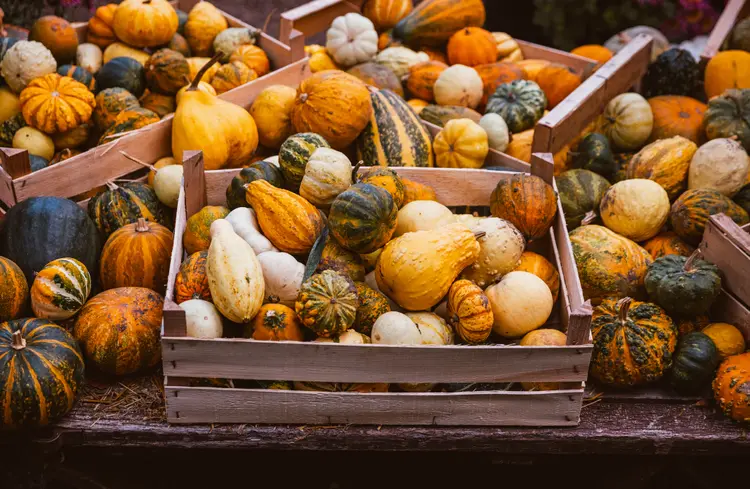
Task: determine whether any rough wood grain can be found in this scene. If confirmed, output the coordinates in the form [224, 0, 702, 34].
[162, 187, 188, 338]
[700, 214, 750, 308]
[701, 0, 748, 62]
[279, 0, 362, 45]
[711, 290, 750, 342]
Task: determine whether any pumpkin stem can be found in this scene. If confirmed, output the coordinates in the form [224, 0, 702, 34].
[135, 218, 149, 232]
[188, 53, 223, 91]
[617, 297, 632, 326]
[11, 331, 26, 351]
[120, 151, 158, 171]
[351, 161, 363, 183]
[684, 249, 701, 272]
[267, 295, 280, 304]
[299, 93, 309, 104]
[105, 181, 119, 191]
[581, 210, 597, 226]
[473, 231, 487, 239]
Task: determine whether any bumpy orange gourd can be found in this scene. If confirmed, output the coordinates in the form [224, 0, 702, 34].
[363, 0, 413, 31]
[490, 174, 557, 241]
[642, 231, 695, 259]
[183, 205, 229, 255]
[251, 303, 304, 341]
[571, 44, 612, 69]
[0, 257, 28, 322]
[210, 61, 257, 94]
[446, 27, 497, 67]
[87, 4, 118, 48]
[647, 96, 706, 144]
[112, 0, 178, 48]
[19, 74, 95, 134]
[447, 279, 493, 344]
[401, 178, 437, 204]
[713, 352, 750, 423]
[184, 1, 227, 56]
[474, 62, 525, 109]
[514, 251, 560, 302]
[705, 50, 750, 99]
[174, 251, 211, 304]
[405, 61, 447, 102]
[536, 64, 581, 109]
[230, 45, 270, 78]
[433, 118, 488, 168]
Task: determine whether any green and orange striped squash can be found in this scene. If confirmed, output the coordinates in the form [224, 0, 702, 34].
[174, 251, 211, 303]
[145, 48, 190, 95]
[317, 237, 367, 282]
[0, 318, 85, 428]
[670, 189, 750, 245]
[490, 174, 557, 241]
[73, 287, 163, 376]
[93, 87, 140, 132]
[329, 183, 399, 254]
[358, 167, 406, 207]
[98, 107, 160, 144]
[139, 90, 176, 118]
[353, 281, 390, 336]
[57, 64, 96, 91]
[30, 258, 91, 321]
[642, 231, 695, 259]
[88, 181, 172, 237]
[0, 257, 28, 322]
[183, 205, 230, 255]
[295, 270, 359, 337]
[392, 0, 486, 48]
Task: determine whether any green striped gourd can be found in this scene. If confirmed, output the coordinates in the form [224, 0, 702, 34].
[486, 80, 547, 133]
[278, 132, 330, 191]
[329, 183, 398, 254]
[556, 169, 611, 229]
[88, 181, 172, 237]
[30, 258, 92, 321]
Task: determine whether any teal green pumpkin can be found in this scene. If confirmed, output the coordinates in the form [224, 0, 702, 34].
[0, 37, 20, 63]
[734, 184, 750, 215]
[29, 154, 48, 172]
[88, 181, 172, 237]
[0, 113, 26, 146]
[556, 169, 611, 229]
[669, 331, 721, 394]
[328, 183, 398, 254]
[571, 133, 616, 178]
[644, 252, 721, 317]
[57, 65, 96, 91]
[278, 133, 330, 191]
[225, 161, 285, 209]
[703, 89, 750, 152]
[95, 57, 147, 97]
[486, 80, 546, 133]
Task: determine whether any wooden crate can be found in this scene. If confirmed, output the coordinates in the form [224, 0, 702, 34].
[160, 151, 594, 426]
[701, 0, 750, 63]
[0, 1, 305, 208]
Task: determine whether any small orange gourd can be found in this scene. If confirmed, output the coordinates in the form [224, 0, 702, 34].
[250, 303, 304, 341]
[536, 64, 581, 109]
[490, 174, 557, 241]
[405, 61, 447, 102]
[447, 279, 493, 344]
[230, 45, 270, 77]
[446, 27, 497, 67]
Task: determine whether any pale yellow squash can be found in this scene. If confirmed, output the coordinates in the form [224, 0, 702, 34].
[600, 179, 669, 242]
[486, 271, 553, 338]
[433, 118, 489, 169]
[394, 200, 455, 237]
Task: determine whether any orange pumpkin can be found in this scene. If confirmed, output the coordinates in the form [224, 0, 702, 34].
[420, 47, 448, 64]
[183, 206, 230, 255]
[647, 95, 706, 144]
[713, 352, 750, 423]
[230, 45, 270, 78]
[210, 61, 257, 94]
[571, 44, 612, 69]
[514, 251, 560, 302]
[250, 303, 304, 341]
[87, 4, 118, 48]
[174, 251, 211, 304]
[517, 59, 551, 83]
[536, 64, 581, 109]
[29, 16, 79, 64]
[642, 231, 695, 259]
[406, 98, 428, 114]
[474, 62, 525, 109]
[446, 27, 497, 67]
[19, 74, 95, 134]
[405, 61, 447, 101]
[490, 174, 557, 241]
[705, 50, 750, 99]
[363, 0, 413, 31]
[401, 177, 437, 204]
[0, 257, 28, 322]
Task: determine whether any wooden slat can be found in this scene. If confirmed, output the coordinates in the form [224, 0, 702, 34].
[699, 214, 750, 307]
[0, 167, 14, 206]
[701, 0, 749, 62]
[218, 58, 311, 108]
[165, 386, 584, 426]
[279, 0, 363, 45]
[162, 187, 188, 338]
[711, 289, 750, 342]
[516, 40, 597, 79]
[182, 151, 207, 218]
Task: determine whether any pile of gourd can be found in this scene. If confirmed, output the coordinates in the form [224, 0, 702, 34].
[556, 45, 750, 423]
[174, 125, 568, 393]
[0, 0, 271, 177]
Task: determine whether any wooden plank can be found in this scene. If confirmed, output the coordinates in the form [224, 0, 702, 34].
[218, 59, 311, 109]
[712, 289, 750, 342]
[386, 168, 514, 206]
[162, 186, 188, 338]
[701, 0, 748, 62]
[205, 169, 240, 207]
[0, 167, 14, 206]
[165, 386, 583, 426]
[699, 214, 750, 307]
[529, 152, 554, 185]
[182, 151, 207, 218]
[0, 148, 31, 179]
[517, 40, 596, 79]
[279, 0, 362, 45]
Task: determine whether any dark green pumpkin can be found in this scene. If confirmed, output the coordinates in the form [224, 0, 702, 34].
[703, 89, 750, 152]
[612, 152, 634, 183]
[570, 133, 616, 178]
[486, 80, 547, 133]
[98, 107, 160, 144]
[0, 318, 85, 429]
[644, 253, 722, 317]
[328, 183, 398, 254]
[58, 65, 96, 91]
[88, 181, 172, 237]
[356, 89, 433, 167]
[278, 132, 330, 191]
[0, 37, 20, 63]
[29, 154, 48, 172]
[225, 161, 285, 209]
[317, 237, 366, 282]
[145, 48, 190, 95]
[733, 183, 750, 215]
[93, 87, 141, 132]
[669, 331, 721, 394]
[556, 169, 611, 229]
[168, 33, 191, 57]
[0, 197, 101, 284]
[418, 104, 482, 127]
[96, 57, 147, 97]
[670, 189, 750, 244]
[0, 113, 26, 146]
[641, 48, 703, 100]
[176, 9, 188, 35]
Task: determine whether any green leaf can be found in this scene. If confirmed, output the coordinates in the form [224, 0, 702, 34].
[303, 218, 329, 282]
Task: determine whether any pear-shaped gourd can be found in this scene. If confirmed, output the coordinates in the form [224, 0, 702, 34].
[172, 53, 258, 170]
[206, 219, 265, 323]
[375, 223, 481, 311]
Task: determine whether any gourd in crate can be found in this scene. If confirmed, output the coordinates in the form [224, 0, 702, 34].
[353, 281, 391, 336]
[490, 174, 556, 242]
[226, 161, 285, 210]
[94, 88, 140, 132]
[19, 74, 95, 135]
[644, 252, 721, 318]
[375, 47, 428, 79]
[88, 181, 172, 238]
[77, 44, 103, 76]
[279, 132, 330, 191]
[486, 271, 553, 338]
[433, 118, 488, 169]
[446, 279, 493, 344]
[185, 1, 228, 56]
[329, 183, 398, 254]
[599, 179, 670, 242]
[225, 208, 277, 255]
[460, 217, 525, 288]
[405, 61, 446, 102]
[250, 85, 297, 150]
[642, 232, 694, 259]
[296, 270, 359, 337]
[701, 323, 746, 359]
[433, 65, 483, 109]
[599, 93, 653, 151]
[641, 48, 702, 100]
[183, 205, 229, 255]
[520, 329, 568, 391]
[391, 0, 486, 48]
[317, 238, 366, 282]
[87, 4, 118, 49]
[669, 189, 749, 245]
[57, 65, 96, 91]
[145, 48, 190, 95]
[447, 27, 497, 67]
[249, 303, 304, 341]
[230, 45, 270, 77]
[647, 95, 706, 144]
[626, 136, 696, 201]
[213, 27, 260, 62]
[181, 299, 223, 339]
[30, 258, 91, 321]
[570, 133, 616, 179]
[96, 57, 147, 98]
[170, 33, 192, 57]
[688, 138, 750, 197]
[556, 169, 611, 230]
[0, 258, 28, 322]
[299, 148, 353, 208]
[402, 177, 437, 204]
[486, 80, 546, 133]
[362, 0, 413, 32]
[394, 200, 454, 237]
[514, 251, 560, 303]
[1, 41, 57, 94]
[359, 168, 406, 208]
[210, 62, 257, 94]
[175, 251, 211, 304]
[257, 251, 304, 307]
[113, 0, 178, 48]
[703, 89, 750, 152]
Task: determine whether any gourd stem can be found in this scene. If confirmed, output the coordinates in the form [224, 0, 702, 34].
[120, 151, 157, 171]
[188, 52, 223, 91]
[11, 331, 26, 350]
[581, 210, 597, 226]
[351, 161, 363, 183]
[105, 181, 119, 191]
[135, 218, 149, 232]
[684, 249, 701, 272]
[473, 231, 486, 239]
[617, 297, 632, 327]
[267, 295, 280, 304]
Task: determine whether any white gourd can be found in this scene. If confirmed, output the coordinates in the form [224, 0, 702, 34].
[688, 138, 750, 197]
[460, 217, 526, 287]
[479, 113, 509, 152]
[325, 13, 378, 67]
[76, 43, 103, 74]
[256, 251, 304, 306]
[375, 47, 429, 78]
[299, 147, 353, 208]
[153, 164, 183, 208]
[433, 64, 483, 108]
[371, 311, 422, 344]
[485, 271, 553, 338]
[1, 41, 57, 93]
[225, 207, 278, 255]
[406, 312, 454, 345]
[180, 299, 223, 338]
[394, 200, 455, 237]
[264, 155, 280, 167]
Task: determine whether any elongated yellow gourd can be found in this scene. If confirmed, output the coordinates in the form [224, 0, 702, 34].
[172, 54, 258, 170]
[206, 219, 264, 323]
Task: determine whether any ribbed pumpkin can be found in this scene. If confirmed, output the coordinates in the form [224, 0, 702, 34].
[291, 70, 373, 150]
[317, 238, 366, 282]
[363, 0, 413, 31]
[401, 177, 437, 205]
[447, 279, 493, 345]
[245, 180, 324, 255]
[250, 303, 304, 341]
[87, 4, 118, 48]
[446, 27, 497, 67]
[183, 205, 229, 255]
[100, 218, 173, 295]
[599, 92, 653, 151]
[670, 189, 750, 245]
[353, 281, 390, 336]
[713, 352, 750, 423]
[225, 161, 285, 210]
[356, 88, 434, 168]
[392, 0, 485, 48]
[295, 270, 359, 337]
[98, 107, 160, 143]
[145, 48, 189, 95]
[514, 251, 560, 303]
[139, 90, 175, 118]
[474, 62, 525, 109]
[30, 258, 91, 321]
[0, 258, 28, 322]
[229, 45, 270, 78]
[405, 61, 446, 101]
[643, 232, 695, 259]
[19, 74, 95, 134]
[705, 51, 750, 100]
[210, 61, 257, 94]
[647, 96, 706, 144]
[570, 225, 653, 302]
[112, 0, 178, 48]
[358, 168, 406, 208]
[348, 62, 404, 97]
[93, 87, 140, 131]
[490, 174, 556, 241]
[433, 118, 488, 169]
[96, 57, 147, 98]
[57, 65, 96, 91]
[536, 64, 582, 109]
[590, 297, 677, 387]
[486, 80, 547, 133]
[74, 287, 163, 375]
[329, 183, 398, 254]
[249, 85, 297, 149]
[88, 181, 172, 237]
[0, 318, 84, 428]
[626, 136, 697, 201]
[556, 169, 611, 229]
[174, 251, 210, 304]
[279, 132, 331, 191]
[703, 89, 750, 152]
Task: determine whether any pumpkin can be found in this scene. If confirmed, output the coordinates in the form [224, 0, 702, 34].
[96, 57, 147, 98]
[225, 161, 284, 210]
[703, 89, 750, 152]
[590, 297, 677, 386]
[99, 218, 173, 295]
[677, 315, 711, 336]
[490, 174, 556, 241]
[419, 104, 482, 126]
[371, 311, 421, 344]
[599, 92, 653, 151]
[329, 183, 398, 254]
[183, 205, 229, 255]
[570, 225, 653, 302]
[643, 232, 695, 259]
[113, 0, 178, 48]
[317, 237, 366, 282]
[486, 271, 553, 338]
[405, 61, 446, 101]
[517, 59, 551, 82]
[30, 258, 91, 321]
[103, 43, 151, 66]
[358, 167, 406, 207]
[433, 64, 483, 109]
[474, 62, 525, 110]
[392, 0, 485, 48]
[713, 352, 750, 423]
[514, 251, 560, 303]
[0, 113, 27, 146]
[647, 96, 706, 144]
[356, 88, 434, 168]
[536, 64, 581, 109]
[645, 252, 721, 318]
[689, 138, 750, 197]
[600, 179, 670, 242]
[57, 65, 95, 91]
[144, 48, 189, 95]
[401, 178, 437, 205]
[447, 279, 493, 344]
[87, 4, 118, 48]
[433, 118, 488, 169]
[670, 189, 749, 245]
[570, 133, 616, 178]
[19, 74, 94, 135]
[446, 27, 497, 67]
[0, 318, 84, 428]
[257, 251, 305, 306]
[363, 0, 413, 31]
[296, 270, 359, 337]
[353, 281, 390, 336]
[77, 43, 103, 74]
[479, 113, 509, 152]
[88, 180, 172, 238]
[375, 223, 480, 311]
[394, 200, 453, 237]
[305, 44, 340, 73]
[571, 44, 612, 69]
[210, 61, 257, 94]
[249, 85, 298, 150]
[139, 90, 175, 118]
[1, 197, 101, 284]
[184, 1, 227, 55]
[327, 13, 379, 68]
[175, 251, 210, 304]
[28, 16, 77, 65]
[93, 87, 140, 131]
[0, 258, 28, 322]
[99, 107, 160, 144]
[556, 169, 611, 229]
[291, 70, 373, 151]
[1, 41, 57, 94]
[250, 303, 304, 341]
[229, 45, 270, 78]
[348, 62, 404, 97]
[626, 136, 697, 200]
[493, 32, 522, 62]
[179, 299, 222, 338]
[165, 32, 191, 57]
[12, 127, 54, 160]
[486, 80, 547, 133]
[705, 51, 750, 100]
[702, 323, 746, 359]
[375, 47, 429, 78]
[246, 180, 324, 255]
[186, 56, 221, 82]
[278, 132, 330, 191]
[74, 287, 163, 375]
[641, 48, 702, 100]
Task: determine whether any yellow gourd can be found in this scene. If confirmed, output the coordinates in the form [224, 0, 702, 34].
[375, 223, 481, 311]
[13, 127, 54, 160]
[433, 118, 488, 168]
[0, 87, 20, 124]
[184, 1, 228, 57]
[702, 323, 746, 358]
[249, 85, 297, 149]
[172, 54, 258, 170]
[519, 329, 567, 391]
[485, 271, 553, 338]
[176, 81, 215, 104]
